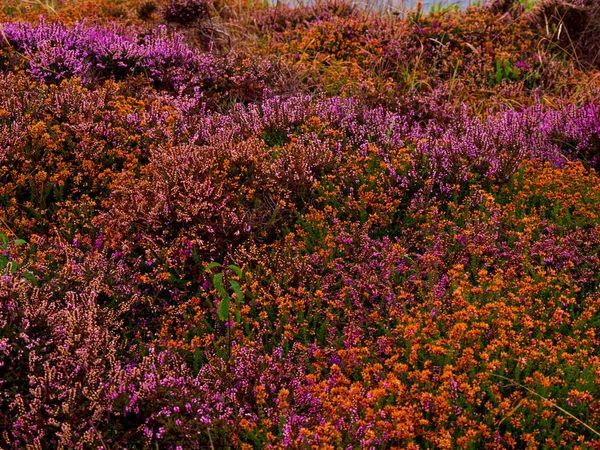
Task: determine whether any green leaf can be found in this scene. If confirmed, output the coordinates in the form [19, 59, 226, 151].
[10, 261, 17, 273]
[22, 272, 38, 286]
[213, 272, 229, 298]
[230, 280, 244, 302]
[217, 296, 231, 321]
[0, 232, 7, 248]
[14, 239, 26, 245]
[0, 255, 7, 271]
[228, 264, 243, 279]
[213, 273, 231, 321]
[496, 61, 503, 85]
[206, 262, 222, 271]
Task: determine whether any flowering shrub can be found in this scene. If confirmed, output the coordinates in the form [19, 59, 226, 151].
[0, 0, 599, 447]
[163, 0, 211, 25]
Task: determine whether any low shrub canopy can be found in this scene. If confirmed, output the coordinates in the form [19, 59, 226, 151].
[1, 0, 600, 448]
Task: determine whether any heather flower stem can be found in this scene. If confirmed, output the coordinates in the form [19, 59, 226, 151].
[207, 429, 215, 450]
[227, 311, 231, 374]
[491, 374, 600, 438]
[0, 215, 16, 237]
[208, 262, 245, 374]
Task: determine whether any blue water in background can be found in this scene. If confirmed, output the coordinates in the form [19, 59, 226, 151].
[272, 0, 477, 13]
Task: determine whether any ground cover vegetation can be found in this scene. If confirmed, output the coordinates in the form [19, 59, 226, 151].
[0, 0, 599, 447]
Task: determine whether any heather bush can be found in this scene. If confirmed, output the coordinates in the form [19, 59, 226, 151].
[100, 129, 337, 262]
[163, 0, 211, 25]
[0, 242, 138, 447]
[0, 20, 211, 88]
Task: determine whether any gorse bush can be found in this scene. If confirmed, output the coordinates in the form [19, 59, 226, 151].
[0, 0, 600, 448]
